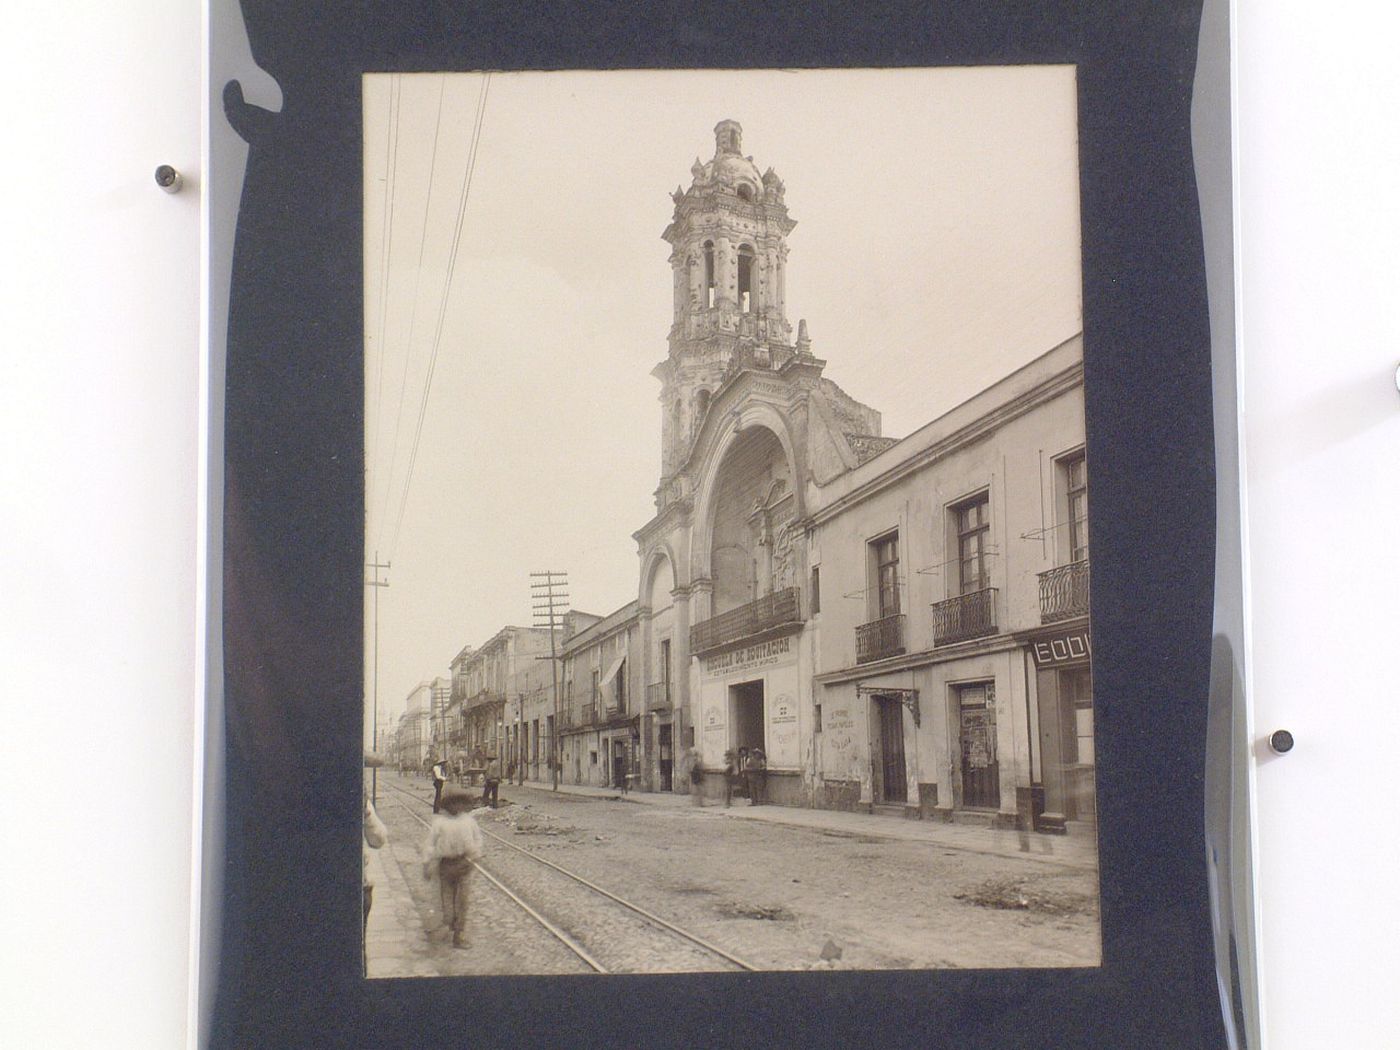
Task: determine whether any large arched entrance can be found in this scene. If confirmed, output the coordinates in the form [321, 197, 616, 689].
[707, 426, 796, 616]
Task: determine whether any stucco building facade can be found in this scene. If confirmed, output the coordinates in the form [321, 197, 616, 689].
[624, 122, 1092, 832]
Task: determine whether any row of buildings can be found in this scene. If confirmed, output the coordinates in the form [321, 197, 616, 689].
[387, 121, 1094, 834]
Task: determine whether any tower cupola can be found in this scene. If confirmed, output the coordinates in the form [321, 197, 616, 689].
[654, 121, 802, 479]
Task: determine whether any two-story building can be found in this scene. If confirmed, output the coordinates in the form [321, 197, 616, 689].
[559, 603, 641, 789]
[808, 335, 1089, 829]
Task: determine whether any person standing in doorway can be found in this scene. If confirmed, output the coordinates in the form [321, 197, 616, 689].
[431, 757, 447, 813]
[687, 747, 705, 806]
[483, 754, 501, 809]
[722, 749, 739, 808]
[745, 747, 767, 805]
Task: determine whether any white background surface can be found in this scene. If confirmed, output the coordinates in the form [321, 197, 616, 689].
[1, 3, 1395, 1047]
[0, 2, 201, 1048]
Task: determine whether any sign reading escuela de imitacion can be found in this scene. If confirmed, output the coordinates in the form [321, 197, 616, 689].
[703, 636, 794, 677]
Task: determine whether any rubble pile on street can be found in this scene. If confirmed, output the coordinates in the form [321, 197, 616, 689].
[953, 876, 1096, 917]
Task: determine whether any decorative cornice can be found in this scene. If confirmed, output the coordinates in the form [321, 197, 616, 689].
[813, 632, 1023, 685]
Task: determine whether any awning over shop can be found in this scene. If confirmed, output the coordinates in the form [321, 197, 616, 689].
[600, 653, 626, 706]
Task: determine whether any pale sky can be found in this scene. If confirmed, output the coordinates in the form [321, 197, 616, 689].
[362, 67, 1082, 733]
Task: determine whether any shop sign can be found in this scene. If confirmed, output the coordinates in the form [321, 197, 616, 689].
[703, 635, 793, 677]
[1031, 628, 1092, 667]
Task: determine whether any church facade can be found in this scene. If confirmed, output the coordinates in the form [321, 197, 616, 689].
[583, 121, 1090, 831]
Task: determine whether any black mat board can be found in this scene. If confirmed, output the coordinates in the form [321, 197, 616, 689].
[211, 3, 1223, 1047]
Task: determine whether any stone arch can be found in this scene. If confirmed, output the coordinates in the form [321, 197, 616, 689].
[691, 403, 803, 614]
[639, 542, 681, 607]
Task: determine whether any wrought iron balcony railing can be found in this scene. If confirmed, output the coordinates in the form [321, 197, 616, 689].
[646, 681, 671, 711]
[689, 586, 802, 654]
[856, 612, 906, 664]
[931, 587, 999, 646]
[1038, 559, 1090, 623]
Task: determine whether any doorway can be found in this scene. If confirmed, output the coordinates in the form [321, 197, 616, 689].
[611, 737, 628, 790]
[958, 682, 1000, 808]
[658, 722, 673, 791]
[873, 694, 908, 804]
[730, 680, 765, 752]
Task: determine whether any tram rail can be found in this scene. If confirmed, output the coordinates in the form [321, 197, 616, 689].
[382, 779, 758, 973]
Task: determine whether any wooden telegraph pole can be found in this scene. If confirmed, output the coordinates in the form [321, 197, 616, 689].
[366, 553, 391, 804]
[530, 571, 569, 791]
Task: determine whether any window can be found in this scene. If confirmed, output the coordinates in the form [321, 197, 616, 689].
[1063, 451, 1088, 563]
[810, 565, 821, 615]
[703, 241, 716, 307]
[695, 388, 711, 424]
[736, 183, 753, 201]
[660, 638, 671, 691]
[870, 532, 900, 618]
[737, 244, 754, 313]
[955, 495, 991, 595]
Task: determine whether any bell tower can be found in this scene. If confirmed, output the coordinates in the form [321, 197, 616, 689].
[654, 121, 800, 482]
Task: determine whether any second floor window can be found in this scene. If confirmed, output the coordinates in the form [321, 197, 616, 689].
[1064, 452, 1088, 563]
[956, 495, 991, 595]
[872, 533, 900, 618]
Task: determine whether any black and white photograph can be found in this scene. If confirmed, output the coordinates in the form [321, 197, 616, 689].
[361, 67, 1099, 978]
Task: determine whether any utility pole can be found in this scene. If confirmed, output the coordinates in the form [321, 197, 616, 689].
[366, 553, 391, 805]
[432, 679, 451, 777]
[530, 571, 569, 791]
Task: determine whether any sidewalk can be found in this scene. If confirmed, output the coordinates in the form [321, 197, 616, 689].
[365, 844, 437, 978]
[505, 778, 1098, 872]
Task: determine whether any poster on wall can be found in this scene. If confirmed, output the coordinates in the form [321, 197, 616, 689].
[204, 1, 1241, 1046]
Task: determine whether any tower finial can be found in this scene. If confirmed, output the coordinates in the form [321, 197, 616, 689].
[714, 119, 743, 156]
[796, 319, 811, 352]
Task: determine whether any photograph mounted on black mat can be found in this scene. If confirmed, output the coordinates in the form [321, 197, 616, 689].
[360, 67, 1100, 978]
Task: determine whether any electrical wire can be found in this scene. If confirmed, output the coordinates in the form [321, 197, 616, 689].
[377, 76, 448, 553]
[388, 73, 493, 560]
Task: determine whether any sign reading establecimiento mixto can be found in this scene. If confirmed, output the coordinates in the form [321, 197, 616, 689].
[703, 635, 794, 677]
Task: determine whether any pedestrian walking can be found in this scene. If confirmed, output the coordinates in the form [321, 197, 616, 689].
[363, 791, 388, 939]
[422, 785, 484, 949]
[687, 747, 705, 806]
[744, 747, 767, 805]
[483, 754, 502, 808]
[431, 757, 448, 813]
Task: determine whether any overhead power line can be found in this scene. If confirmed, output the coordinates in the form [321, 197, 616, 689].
[369, 74, 402, 505]
[377, 76, 448, 554]
[387, 73, 493, 559]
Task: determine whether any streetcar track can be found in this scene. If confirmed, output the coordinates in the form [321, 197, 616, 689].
[383, 780, 758, 972]
[387, 791, 604, 972]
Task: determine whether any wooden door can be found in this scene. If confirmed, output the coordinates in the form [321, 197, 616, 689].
[876, 695, 908, 804]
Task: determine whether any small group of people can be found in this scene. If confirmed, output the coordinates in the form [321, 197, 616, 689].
[686, 745, 767, 807]
[431, 753, 504, 811]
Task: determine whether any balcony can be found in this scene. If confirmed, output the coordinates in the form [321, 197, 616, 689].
[466, 689, 504, 713]
[931, 587, 999, 646]
[646, 681, 671, 711]
[1038, 560, 1090, 623]
[856, 613, 906, 664]
[689, 586, 802, 654]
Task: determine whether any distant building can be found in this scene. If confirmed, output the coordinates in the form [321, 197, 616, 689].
[448, 614, 602, 780]
[395, 682, 435, 771]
